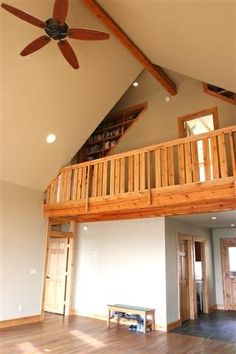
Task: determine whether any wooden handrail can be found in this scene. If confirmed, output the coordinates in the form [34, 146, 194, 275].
[60, 125, 236, 172]
[44, 125, 236, 206]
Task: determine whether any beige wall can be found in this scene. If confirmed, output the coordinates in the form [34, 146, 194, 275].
[0, 181, 46, 321]
[110, 74, 236, 154]
[165, 217, 215, 324]
[212, 228, 236, 306]
[74, 218, 167, 329]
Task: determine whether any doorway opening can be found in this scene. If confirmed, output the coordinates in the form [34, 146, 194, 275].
[194, 239, 208, 316]
[42, 219, 77, 317]
[178, 234, 209, 323]
[221, 238, 236, 311]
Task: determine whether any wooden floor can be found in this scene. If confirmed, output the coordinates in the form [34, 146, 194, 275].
[1, 313, 236, 354]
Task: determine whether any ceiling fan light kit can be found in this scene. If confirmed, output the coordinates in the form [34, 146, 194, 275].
[1, 0, 110, 69]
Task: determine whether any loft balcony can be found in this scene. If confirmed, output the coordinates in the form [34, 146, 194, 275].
[44, 125, 236, 221]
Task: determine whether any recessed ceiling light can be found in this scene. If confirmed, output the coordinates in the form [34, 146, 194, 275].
[165, 96, 171, 102]
[83, 225, 88, 231]
[46, 134, 56, 144]
[133, 81, 139, 87]
[230, 224, 235, 227]
[211, 216, 217, 220]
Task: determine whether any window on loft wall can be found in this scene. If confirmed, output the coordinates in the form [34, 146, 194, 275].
[178, 107, 219, 182]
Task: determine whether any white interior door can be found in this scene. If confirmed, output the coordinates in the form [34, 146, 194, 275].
[44, 237, 69, 314]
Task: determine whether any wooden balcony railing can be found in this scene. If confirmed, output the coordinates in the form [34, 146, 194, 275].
[44, 125, 236, 220]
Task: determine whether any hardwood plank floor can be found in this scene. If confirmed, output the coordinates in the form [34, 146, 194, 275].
[1, 313, 236, 354]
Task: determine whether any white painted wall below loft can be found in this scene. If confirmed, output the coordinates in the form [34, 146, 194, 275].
[212, 228, 236, 306]
[0, 181, 46, 321]
[74, 218, 167, 329]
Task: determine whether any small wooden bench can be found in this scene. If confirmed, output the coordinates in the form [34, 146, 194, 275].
[107, 304, 155, 334]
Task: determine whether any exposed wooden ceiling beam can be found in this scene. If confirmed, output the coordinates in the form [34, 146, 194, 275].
[82, 0, 177, 96]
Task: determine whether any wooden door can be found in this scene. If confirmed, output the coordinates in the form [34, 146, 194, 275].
[44, 237, 69, 314]
[221, 239, 236, 311]
[179, 239, 190, 321]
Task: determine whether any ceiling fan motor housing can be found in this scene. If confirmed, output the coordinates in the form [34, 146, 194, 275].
[44, 19, 68, 40]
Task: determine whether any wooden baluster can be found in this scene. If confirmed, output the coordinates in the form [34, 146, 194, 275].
[218, 133, 228, 178]
[115, 159, 120, 194]
[155, 149, 161, 188]
[81, 166, 87, 199]
[191, 141, 200, 182]
[49, 182, 54, 204]
[92, 164, 98, 197]
[203, 138, 211, 180]
[210, 136, 220, 179]
[140, 152, 146, 190]
[97, 163, 103, 197]
[85, 166, 90, 211]
[147, 151, 152, 204]
[168, 146, 175, 186]
[134, 153, 140, 192]
[53, 176, 59, 203]
[128, 156, 134, 192]
[59, 171, 65, 202]
[229, 131, 236, 178]
[120, 158, 125, 194]
[110, 160, 115, 195]
[184, 142, 192, 184]
[65, 170, 72, 201]
[178, 143, 185, 184]
[76, 168, 82, 200]
[72, 168, 78, 200]
[46, 186, 51, 204]
[161, 147, 168, 187]
[102, 161, 108, 196]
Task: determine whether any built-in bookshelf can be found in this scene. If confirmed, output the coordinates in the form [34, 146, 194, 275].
[72, 102, 147, 163]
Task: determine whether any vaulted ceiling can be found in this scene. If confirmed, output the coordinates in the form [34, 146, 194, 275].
[1, 0, 235, 191]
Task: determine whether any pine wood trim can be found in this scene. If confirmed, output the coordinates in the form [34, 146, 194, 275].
[167, 319, 181, 331]
[178, 107, 219, 138]
[82, 0, 177, 95]
[0, 314, 42, 329]
[49, 230, 74, 238]
[203, 82, 236, 105]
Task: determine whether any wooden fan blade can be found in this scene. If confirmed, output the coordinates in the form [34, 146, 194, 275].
[1, 3, 45, 28]
[69, 28, 110, 40]
[20, 36, 51, 56]
[53, 0, 68, 24]
[58, 40, 79, 69]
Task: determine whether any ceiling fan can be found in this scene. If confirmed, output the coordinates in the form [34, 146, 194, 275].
[1, 0, 110, 69]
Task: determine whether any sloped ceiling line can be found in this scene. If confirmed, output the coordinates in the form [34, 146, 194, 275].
[82, 0, 177, 96]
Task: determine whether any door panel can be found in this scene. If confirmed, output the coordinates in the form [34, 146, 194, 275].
[44, 237, 69, 314]
[179, 239, 190, 321]
[221, 240, 236, 311]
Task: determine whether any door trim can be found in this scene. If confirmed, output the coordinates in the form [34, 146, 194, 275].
[220, 238, 236, 310]
[41, 219, 77, 317]
[177, 233, 209, 323]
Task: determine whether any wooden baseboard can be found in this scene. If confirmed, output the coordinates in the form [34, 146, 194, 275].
[71, 310, 166, 331]
[216, 304, 225, 310]
[0, 314, 42, 329]
[208, 304, 217, 313]
[167, 319, 181, 332]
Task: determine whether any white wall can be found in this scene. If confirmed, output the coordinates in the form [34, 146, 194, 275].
[0, 181, 46, 321]
[212, 228, 236, 306]
[110, 73, 236, 154]
[165, 217, 215, 324]
[74, 218, 167, 328]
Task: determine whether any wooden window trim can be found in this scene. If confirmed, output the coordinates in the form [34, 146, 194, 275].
[178, 107, 219, 138]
